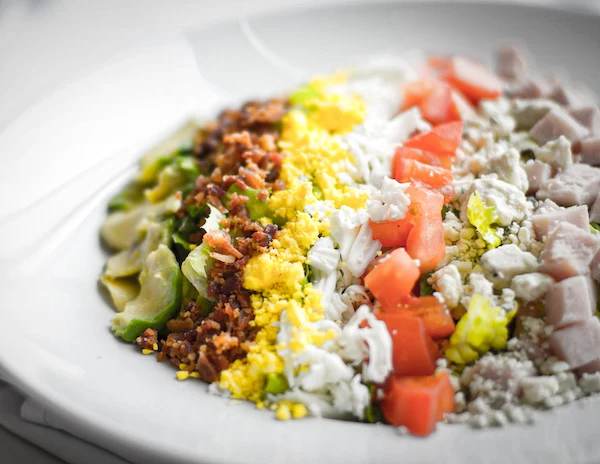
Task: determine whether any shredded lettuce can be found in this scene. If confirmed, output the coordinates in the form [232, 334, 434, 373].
[467, 192, 501, 247]
[181, 206, 225, 297]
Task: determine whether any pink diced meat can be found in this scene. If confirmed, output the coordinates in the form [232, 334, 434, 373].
[536, 163, 600, 207]
[592, 250, 600, 284]
[531, 205, 590, 240]
[549, 318, 600, 370]
[580, 137, 600, 166]
[510, 76, 558, 99]
[495, 44, 527, 80]
[549, 85, 592, 109]
[591, 190, 600, 223]
[530, 108, 589, 145]
[539, 222, 600, 281]
[544, 275, 597, 329]
[570, 107, 600, 135]
[523, 160, 552, 195]
[577, 359, 600, 375]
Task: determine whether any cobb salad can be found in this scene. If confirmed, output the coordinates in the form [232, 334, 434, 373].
[100, 45, 600, 436]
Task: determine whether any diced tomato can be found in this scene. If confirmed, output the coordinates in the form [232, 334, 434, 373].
[364, 248, 419, 308]
[427, 56, 451, 77]
[443, 56, 503, 104]
[401, 79, 437, 111]
[394, 159, 453, 204]
[406, 213, 446, 273]
[420, 82, 456, 125]
[376, 313, 440, 376]
[404, 183, 444, 225]
[379, 184, 445, 273]
[393, 296, 455, 339]
[434, 371, 456, 421]
[394, 146, 453, 171]
[404, 121, 464, 156]
[450, 89, 476, 120]
[402, 78, 465, 125]
[380, 372, 455, 436]
[369, 219, 413, 248]
[362, 251, 392, 280]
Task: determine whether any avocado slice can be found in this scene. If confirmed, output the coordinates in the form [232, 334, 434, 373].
[108, 181, 146, 212]
[111, 244, 182, 342]
[100, 194, 180, 251]
[100, 275, 140, 312]
[144, 156, 199, 204]
[138, 120, 199, 184]
[103, 219, 173, 279]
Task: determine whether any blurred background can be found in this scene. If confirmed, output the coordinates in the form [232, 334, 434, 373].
[1, 0, 599, 131]
[0, 0, 599, 462]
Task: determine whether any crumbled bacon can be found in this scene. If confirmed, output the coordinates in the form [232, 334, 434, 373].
[159, 98, 287, 382]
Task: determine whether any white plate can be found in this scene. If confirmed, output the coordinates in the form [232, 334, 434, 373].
[1, 2, 599, 463]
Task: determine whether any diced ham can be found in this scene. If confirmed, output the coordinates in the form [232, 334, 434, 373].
[544, 275, 597, 329]
[523, 160, 551, 195]
[569, 107, 600, 135]
[591, 191, 600, 224]
[592, 250, 600, 284]
[535, 199, 562, 215]
[549, 318, 600, 370]
[529, 108, 590, 145]
[549, 85, 590, 109]
[510, 76, 559, 100]
[495, 44, 527, 80]
[577, 359, 600, 375]
[536, 163, 600, 207]
[539, 222, 600, 281]
[580, 137, 600, 166]
[531, 205, 590, 240]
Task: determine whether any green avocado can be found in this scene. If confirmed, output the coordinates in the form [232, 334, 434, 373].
[103, 219, 173, 279]
[138, 120, 199, 184]
[111, 244, 182, 342]
[100, 194, 180, 251]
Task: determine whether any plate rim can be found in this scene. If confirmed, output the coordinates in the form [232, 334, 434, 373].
[1, 2, 600, 463]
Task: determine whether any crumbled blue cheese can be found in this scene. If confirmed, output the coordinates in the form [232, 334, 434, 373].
[511, 272, 555, 302]
[533, 135, 572, 171]
[429, 264, 463, 309]
[481, 147, 529, 192]
[480, 244, 539, 288]
[579, 373, 600, 394]
[459, 178, 532, 226]
[520, 376, 560, 404]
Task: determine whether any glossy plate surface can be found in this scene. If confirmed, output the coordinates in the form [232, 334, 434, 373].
[0, 3, 599, 463]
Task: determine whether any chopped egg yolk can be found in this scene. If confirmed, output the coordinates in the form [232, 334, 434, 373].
[218, 76, 368, 406]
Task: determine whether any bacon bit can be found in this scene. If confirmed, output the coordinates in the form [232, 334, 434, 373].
[224, 130, 253, 150]
[239, 166, 266, 189]
[210, 252, 236, 264]
[258, 133, 277, 152]
[203, 229, 243, 259]
[160, 98, 288, 383]
[212, 332, 240, 355]
[257, 189, 269, 201]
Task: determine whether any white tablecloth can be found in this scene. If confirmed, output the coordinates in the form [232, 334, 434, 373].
[1, 0, 599, 463]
